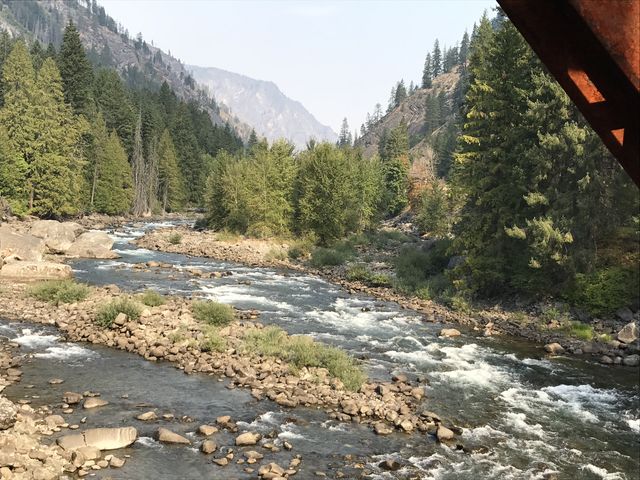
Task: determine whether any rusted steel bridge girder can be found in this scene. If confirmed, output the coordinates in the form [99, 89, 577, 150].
[498, 0, 640, 186]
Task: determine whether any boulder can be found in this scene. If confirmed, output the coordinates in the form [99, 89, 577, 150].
[440, 328, 461, 338]
[110, 456, 126, 468]
[235, 431, 261, 446]
[29, 220, 82, 253]
[200, 439, 217, 454]
[623, 354, 639, 367]
[157, 427, 191, 444]
[0, 396, 18, 430]
[0, 226, 45, 261]
[616, 307, 634, 323]
[66, 231, 117, 259]
[544, 343, 565, 354]
[436, 425, 455, 442]
[617, 322, 638, 345]
[57, 427, 137, 451]
[0, 261, 72, 280]
[378, 459, 401, 471]
[374, 422, 394, 435]
[83, 398, 109, 409]
[197, 424, 218, 436]
[63, 392, 83, 404]
[136, 411, 157, 421]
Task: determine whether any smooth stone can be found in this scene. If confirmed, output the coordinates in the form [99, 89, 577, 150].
[157, 427, 191, 445]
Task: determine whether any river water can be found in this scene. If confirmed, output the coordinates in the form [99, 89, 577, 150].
[2, 222, 638, 480]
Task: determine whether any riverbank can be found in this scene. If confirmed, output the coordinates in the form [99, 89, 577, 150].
[0, 282, 456, 441]
[135, 226, 640, 367]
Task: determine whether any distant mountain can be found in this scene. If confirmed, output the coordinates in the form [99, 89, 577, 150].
[188, 65, 337, 149]
[0, 0, 253, 140]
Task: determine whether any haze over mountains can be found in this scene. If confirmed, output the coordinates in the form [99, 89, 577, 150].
[0, 0, 335, 147]
[189, 65, 337, 149]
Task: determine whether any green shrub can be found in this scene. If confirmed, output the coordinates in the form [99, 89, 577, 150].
[394, 241, 451, 292]
[216, 230, 241, 242]
[138, 289, 166, 307]
[168, 232, 182, 245]
[287, 236, 316, 260]
[569, 267, 639, 316]
[28, 280, 90, 305]
[310, 247, 351, 267]
[200, 326, 226, 352]
[265, 248, 287, 262]
[242, 326, 365, 391]
[96, 298, 142, 327]
[192, 300, 234, 326]
[346, 264, 370, 282]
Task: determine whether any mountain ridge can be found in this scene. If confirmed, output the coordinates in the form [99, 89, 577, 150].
[188, 64, 337, 149]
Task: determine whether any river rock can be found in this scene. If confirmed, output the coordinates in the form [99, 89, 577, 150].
[374, 422, 393, 435]
[63, 392, 83, 404]
[440, 328, 461, 337]
[617, 322, 638, 344]
[109, 456, 125, 468]
[58, 427, 137, 450]
[198, 424, 218, 436]
[157, 427, 191, 444]
[622, 354, 639, 367]
[0, 396, 18, 429]
[616, 307, 634, 323]
[83, 398, 109, 409]
[29, 220, 82, 254]
[0, 261, 72, 280]
[66, 231, 117, 259]
[0, 226, 45, 261]
[544, 343, 564, 354]
[378, 459, 401, 471]
[235, 432, 261, 446]
[136, 411, 157, 421]
[44, 414, 65, 428]
[436, 425, 455, 442]
[77, 446, 100, 460]
[201, 439, 217, 454]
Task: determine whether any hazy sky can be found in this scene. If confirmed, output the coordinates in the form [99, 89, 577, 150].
[102, 0, 496, 134]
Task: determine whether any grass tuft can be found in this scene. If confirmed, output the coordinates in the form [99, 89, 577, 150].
[242, 326, 366, 391]
[200, 325, 227, 352]
[138, 289, 166, 307]
[28, 280, 90, 305]
[168, 232, 183, 245]
[95, 298, 142, 328]
[192, 300, 234, 326]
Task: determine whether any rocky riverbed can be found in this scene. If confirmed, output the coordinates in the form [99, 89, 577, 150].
[136, 226, 640, 366]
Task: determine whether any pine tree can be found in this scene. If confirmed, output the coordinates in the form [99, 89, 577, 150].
[431, 39, 442, 77]
[421, 53, 432, 88]
[131, 112, 148, 216]
[94, 129, 134, 215]
[157, 129, 184, 212]
[0, 40, 37, 214]
[0, 125, 26, 214]
[387, 86, 396, 113]
[459, 30, 470, 65]
[394, 80, 407, 106]
[337, 118, 352, 147]
[93, 69, 134, 151]
[380, 120, 410, 216]
[30, 58, 85, 217]
[58, 21, 94, 115]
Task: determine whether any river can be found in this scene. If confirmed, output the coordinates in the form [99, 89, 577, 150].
[2, 222, 638, 479]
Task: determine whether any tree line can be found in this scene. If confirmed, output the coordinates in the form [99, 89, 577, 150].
[0, 22, 243, 218]
[416, 11, 637, 304]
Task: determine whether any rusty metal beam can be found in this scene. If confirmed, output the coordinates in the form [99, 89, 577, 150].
[497, 0, 640, 187]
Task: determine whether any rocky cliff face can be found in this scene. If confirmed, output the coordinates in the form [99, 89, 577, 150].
[357, 70, 460, 181]
[0, 0, 252, 139]
[188, 65, 336, 149]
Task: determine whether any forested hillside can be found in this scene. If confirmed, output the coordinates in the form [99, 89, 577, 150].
[0, 0, 253, 138]
[0, 22, 244, 217]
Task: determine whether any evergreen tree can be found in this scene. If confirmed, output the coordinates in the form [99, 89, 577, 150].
[394, 80, 407, 106]
[380, 120, 410, 216]
[30, 58, 85, 217]
[422, 53, 433, 88]
[58, 21, 94, 115]
[0, 125, 26, 214]
[93, 69, 134, 151]
[157, 129, 184, 212]
[459, 30, 470, 65]
[94, 129, 134, 215]
[387, 86, 396, 113]
[337, 117, 352, 147]
[131, 112, 148, 216]
[432, 39, 442, 77]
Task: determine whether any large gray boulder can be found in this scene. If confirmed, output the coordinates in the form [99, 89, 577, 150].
[0, 226, 45, 261]
[0, 396, 18, 430]
[0, 261, 72, 280]
[66, 231, 117, 259]
[617, 322, 638, 344]
[57, 427, 137, 451]
[29, 220, 83, 254]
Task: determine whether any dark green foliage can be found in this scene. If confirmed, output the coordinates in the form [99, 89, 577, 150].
[309, 246, 354, 268]
[394, 240, 451, 293]
[379, 121, 410, 216]
[192, 300, 234, 326]
[58, 21, 94, 115]
[168, 232, 182, 245]
[569, 267, 639, 316]
[95, 298, 142, 327]
[28, 280, 90, 305]
[416, 180, 451, 237]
